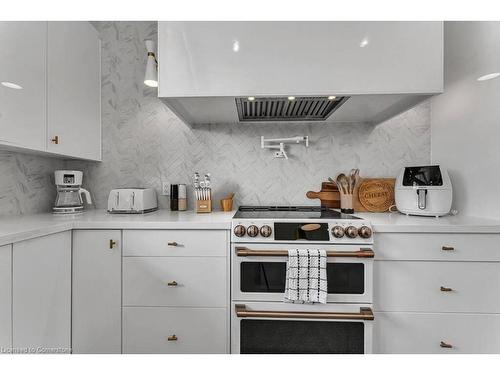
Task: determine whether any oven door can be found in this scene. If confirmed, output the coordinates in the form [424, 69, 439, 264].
[232, 243, 373, 303]
[231, 302, 374, 354]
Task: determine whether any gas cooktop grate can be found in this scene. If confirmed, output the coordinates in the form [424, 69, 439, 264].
[235, 96, 349, 122]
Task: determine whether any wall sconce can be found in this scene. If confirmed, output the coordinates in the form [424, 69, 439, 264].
[144, 40, 158, 88]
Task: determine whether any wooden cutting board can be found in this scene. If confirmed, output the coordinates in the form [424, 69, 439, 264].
[307, 178, 396, 212]
[354, 178, 396, 212]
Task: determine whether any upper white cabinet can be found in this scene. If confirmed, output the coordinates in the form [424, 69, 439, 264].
[158, 21, 443, 97]
[72, 230, 121, 354]
[12, 231, 71, 352]
[0, 21, 101, 161]
[0, 245, 12, 350]
[0, 22, 46, 150]
[47, 22, 101, 161]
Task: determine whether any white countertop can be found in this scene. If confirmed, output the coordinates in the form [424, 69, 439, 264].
[0, 210, 235, 246]
[1, 209, 500, 247]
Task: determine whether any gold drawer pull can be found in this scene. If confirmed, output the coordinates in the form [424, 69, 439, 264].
[109, 239, 117, 249]
[168, 242, 178, 247]
[167, 281, 178, 287]
[51, 135, 59, 144]
[167, 334, 178, 341]
[440, 341, 453, 348]
[440, 286, 453, 292]
[442, 246, 455, 251]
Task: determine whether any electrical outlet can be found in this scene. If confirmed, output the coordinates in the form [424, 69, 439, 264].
[162, 182, 170, 196]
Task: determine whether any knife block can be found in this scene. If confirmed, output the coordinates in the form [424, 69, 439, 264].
[196, 199, 212, 213]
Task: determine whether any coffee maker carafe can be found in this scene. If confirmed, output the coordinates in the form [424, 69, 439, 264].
[53, 170, 92, 214]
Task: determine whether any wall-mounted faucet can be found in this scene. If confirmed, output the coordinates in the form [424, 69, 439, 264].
[260, 136, 309, 159]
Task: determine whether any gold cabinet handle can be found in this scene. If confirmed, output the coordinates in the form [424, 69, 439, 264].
[440, 286, 453, 292]
[167, 334, 178, 341]
[442, 246, 455, 251]
[51, 135, 59, 144]
[440, 341, 453, 348]
[109, 239, 117, 249]
[167, 281, 178, 287]
[168, 242, 178, 247]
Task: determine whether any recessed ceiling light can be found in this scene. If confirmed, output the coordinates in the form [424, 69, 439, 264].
[232, 40, 240, 52]
[477, 72, 500, 81]
[328, 95, 336, 100]
[144, 80, 158, 88]
[1, 81, 23, 89]
[360, 38, 369, 48]
[288, 96, 296, 101]
[247, 96, 255, 101]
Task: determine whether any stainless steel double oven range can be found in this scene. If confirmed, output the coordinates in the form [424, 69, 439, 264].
[231, 206, 374, 354]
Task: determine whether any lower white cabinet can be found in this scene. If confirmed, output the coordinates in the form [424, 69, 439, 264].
[72, 230, 122, 353]
[123, 307, 227, 354]
[374, 312, 500, 354]
[0, 245, 12, 351]
[12, 231, 71, 353]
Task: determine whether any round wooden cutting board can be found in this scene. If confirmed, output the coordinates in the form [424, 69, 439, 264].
[357, 179, 395, 212]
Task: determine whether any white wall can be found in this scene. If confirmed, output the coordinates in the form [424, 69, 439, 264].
[431, 21, 500, 219]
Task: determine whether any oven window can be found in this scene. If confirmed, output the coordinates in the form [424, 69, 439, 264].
[240, 319, 364, 354]
[240, 262, 365, 294]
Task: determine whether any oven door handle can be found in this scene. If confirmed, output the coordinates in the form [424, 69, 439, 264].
[235, 247, 374, 258]
[235, 305, 374, 321]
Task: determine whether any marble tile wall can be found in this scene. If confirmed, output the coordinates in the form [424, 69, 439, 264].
[68, 21, 431, 210]
[0, 21, 431, 215]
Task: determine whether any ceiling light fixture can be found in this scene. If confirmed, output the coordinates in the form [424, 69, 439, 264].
[232, 40, 240, 52]
[360, 38, 369, 48]
[288, 96, 296, 101]
[144, 40, 158, 88]
[1, 81, 23, 90]
[247, 96, 255, 101]
[327, 95, 336, 100]
[477, 72, 500, 81]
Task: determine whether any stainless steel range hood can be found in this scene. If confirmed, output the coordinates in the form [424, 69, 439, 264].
[158, 21, 443, 126]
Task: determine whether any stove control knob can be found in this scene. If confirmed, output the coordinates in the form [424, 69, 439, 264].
[234, 225, 246, 237]
[346, 226, 358, 238]
[247, 225, 259, 237]
[260, 225, 272, 237]
[331, 225, 345, 238]
[358, 226, 372, 239]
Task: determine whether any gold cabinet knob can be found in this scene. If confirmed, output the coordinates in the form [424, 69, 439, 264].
[442, 246, 455, 251]
[168, 241, 178, 247]
[167, 334, 178, 341]
[440, 341, 453, 348]
[167, 281, 178, 287]
[109, 239, 117, 249]
[51, 136, 59, 144]
[440, 286, 453, 292]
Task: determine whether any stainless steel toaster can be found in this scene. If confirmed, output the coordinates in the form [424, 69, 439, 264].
[107, 188, 158, 214]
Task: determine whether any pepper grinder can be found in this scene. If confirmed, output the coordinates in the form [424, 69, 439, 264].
[178, 184, 187, 211]
[170, 184, 179, 211]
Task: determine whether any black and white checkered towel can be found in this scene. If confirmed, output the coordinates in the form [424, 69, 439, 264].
[284, 249, 327, 304]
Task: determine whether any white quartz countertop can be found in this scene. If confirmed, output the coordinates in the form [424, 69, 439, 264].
[1, 209, 500, 247]
[0, 209, 235, 246]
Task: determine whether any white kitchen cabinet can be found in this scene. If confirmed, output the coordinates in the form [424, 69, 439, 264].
[374, 312, 500, 354]
[123, 307, 228, 354]
[158, 21, 443, 97]
[47, 22, 101, 161]
[123, 257, 227, 307]
[0, 22, 46, 151]
[72, 230, 121, 354]
[12, 231, 71, 352]
[0, 245, 12, 351]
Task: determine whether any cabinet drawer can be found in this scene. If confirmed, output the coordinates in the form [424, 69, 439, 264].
[374, 261, 500, 313]
[123, 257, 227, 307]
[375, 233, 500, 261]
[123, 230, 226, 256]
[374, 312, 500, 354]
[123, 307, 227, 354]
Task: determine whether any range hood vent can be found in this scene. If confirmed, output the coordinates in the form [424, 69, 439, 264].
[235, 96, 349, 122]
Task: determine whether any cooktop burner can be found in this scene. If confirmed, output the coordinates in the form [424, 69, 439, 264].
[234, 206, 362, 220]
